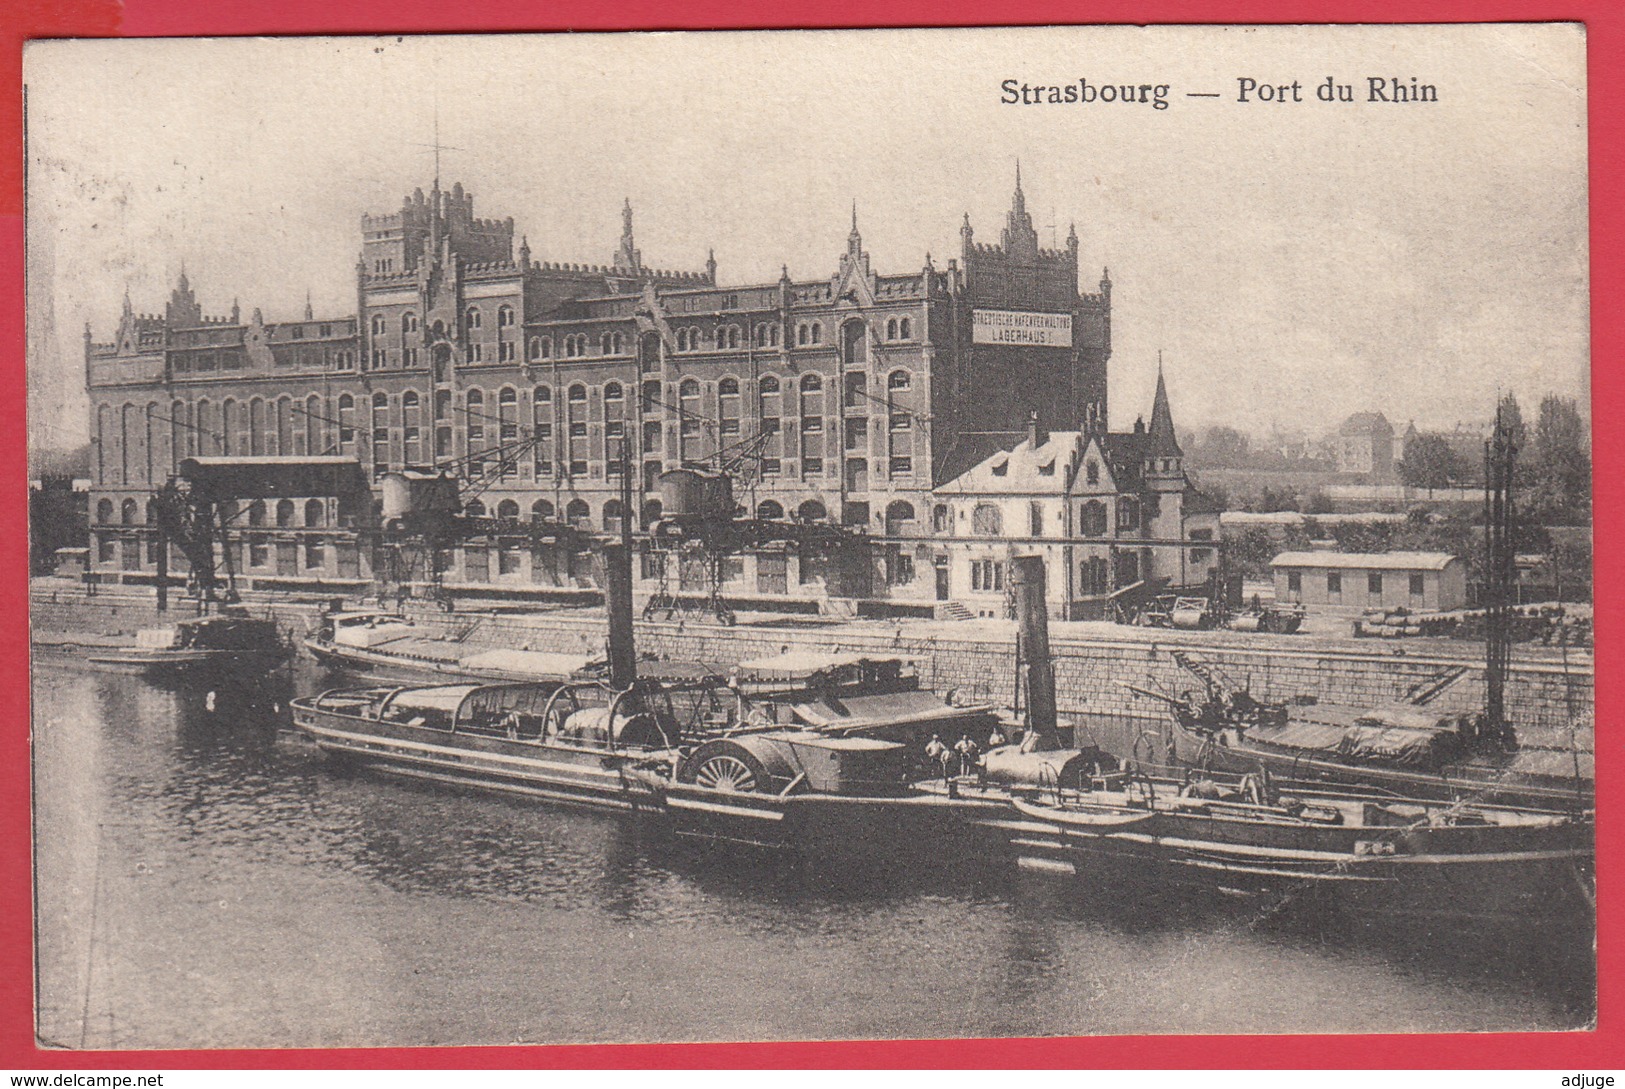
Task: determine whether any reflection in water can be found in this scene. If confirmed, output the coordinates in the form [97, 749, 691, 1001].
[32, 656, 1595, 1049]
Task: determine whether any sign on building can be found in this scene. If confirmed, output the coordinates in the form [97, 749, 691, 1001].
[972, 309, 1072, 347]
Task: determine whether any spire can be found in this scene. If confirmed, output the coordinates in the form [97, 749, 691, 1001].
[231, 297, 240, 324]
[121, 285, 132, 315]
[1001, 164, 1039, 259]
[848, 200, 862, 252]
[1066, 221, 1079, 253]
[614, 198, 641, 271]
[518, 234, 531, 267]
[177, 261, 189, 292]
[304, 291, 313, 322]
[705, 248, 717, 283]
[1147, 355, 1182, 458]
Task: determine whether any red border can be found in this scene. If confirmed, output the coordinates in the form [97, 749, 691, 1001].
[4, 0, 1619, 1070]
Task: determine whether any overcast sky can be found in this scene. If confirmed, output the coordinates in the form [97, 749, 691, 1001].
[25, 24, 1588, 452]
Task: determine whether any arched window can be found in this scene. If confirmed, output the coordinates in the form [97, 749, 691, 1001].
[603, 499, 626, 533]
[758, 375, 779, 395]
[248, 500, 266, 527]
[497, 388, 519, 477]
[170, 400, 187, 468]
[718, 376, 741, 440]
[464, 500, 486, 518]
[305, 395, 324, 454]
[95, 498, 113, 524]
[886, 318, 898, 340]
[884, 500, 916, 535]
[1117, 496, 1141, 532]
[120, 498, 138, 525]
[275, 499, 295, 528]
[565, 498, 590, 527]
[370, 313, 386, 336]
[842, 319, 866, 365]
[304, 499, 326, 528]
[797, 499, 827, 523]
[337, 394, 355, 453]
[679, 377, 700, 399]
[401, 311, 418, 335]
[276, 396, 293, 456]
[196, 400, 217, 457]
[753, 323, 768, 348]
[899, 317, 911, 339]
[641, 498, 663, 527]
[496, 498, 520, 520]
[600, 332, 614, 355]
[604, 381, 624, 402]
[465, 306, 482, 330]
[756, 499, 784, 520]
[530, 498, 556, 522]
[972, 503, 1002, 535]
[888, 370, 912, 391]
[497, 305, 514, 328]
[932, 504, 950, 534]
[568, 384, 586, 403]
[797, 324, 809, 346]
[675, 328, 689, 352]
[811, 321, 823, 344]
[401, 391, 422, 465]
[465, 388, 486, 467]
[248, 398, 266, 457]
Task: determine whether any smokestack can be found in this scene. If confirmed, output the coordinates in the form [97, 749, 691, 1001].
[1010, 555, 1058, 751]
[603, 543, 637, 691]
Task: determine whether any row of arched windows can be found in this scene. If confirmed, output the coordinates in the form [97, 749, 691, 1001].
[99, 365, 918, 487]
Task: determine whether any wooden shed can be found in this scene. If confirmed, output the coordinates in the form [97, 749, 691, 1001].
[1271, 550, 1466, 612]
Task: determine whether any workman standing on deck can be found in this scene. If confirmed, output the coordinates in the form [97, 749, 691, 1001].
[955, 734, 980, 779]
[987, 724, 1007, 750]
[926, 734, 949, 782]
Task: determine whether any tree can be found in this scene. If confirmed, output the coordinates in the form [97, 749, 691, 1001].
[1398, 433, 1466, 490]
[1529, 395, 1590, 520]
[1195, 425, 1251, 466]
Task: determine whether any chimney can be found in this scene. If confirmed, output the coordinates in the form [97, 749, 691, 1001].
[1027, 410, 1047, 449]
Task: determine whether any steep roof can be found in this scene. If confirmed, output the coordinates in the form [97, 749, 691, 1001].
[1147, 367, 1183, 457]
[938, 431, 1083, 494]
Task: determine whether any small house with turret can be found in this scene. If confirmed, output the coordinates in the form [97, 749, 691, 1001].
[929, 366, 1220, 619]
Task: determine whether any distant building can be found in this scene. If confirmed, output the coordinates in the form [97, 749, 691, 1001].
[931, 368, 1221, 619]
[1335, 411, 1397, 479]
[1271, 550, 1466, 612]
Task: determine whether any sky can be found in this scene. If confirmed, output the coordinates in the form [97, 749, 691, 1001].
[23, 24, 1589, 453]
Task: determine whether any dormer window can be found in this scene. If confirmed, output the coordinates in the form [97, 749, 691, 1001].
[991, 459, 1008, 477]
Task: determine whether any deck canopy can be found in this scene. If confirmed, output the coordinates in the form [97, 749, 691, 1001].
[178, 456, 370, 502]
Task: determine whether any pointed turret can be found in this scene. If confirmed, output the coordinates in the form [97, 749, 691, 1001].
[1000, 163, 1039, 260]
[613, 198, 641, 271]
[518, 234, 531, 268]
[1147, 360, 1182, 458]
[230, 297, 240, 324]
[847, 200, 863, 258]
[705, 248, 717, 284]
[304, 291, 314, 322]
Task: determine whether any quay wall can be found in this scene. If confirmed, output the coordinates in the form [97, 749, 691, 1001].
[30, 583, 1593, 749]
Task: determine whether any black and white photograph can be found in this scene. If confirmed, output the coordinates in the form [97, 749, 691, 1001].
[25, 24, 1594, 1049]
